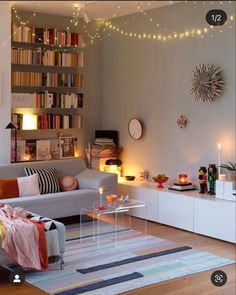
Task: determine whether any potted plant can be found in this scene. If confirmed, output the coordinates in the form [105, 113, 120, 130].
[219, 162, 236, 181]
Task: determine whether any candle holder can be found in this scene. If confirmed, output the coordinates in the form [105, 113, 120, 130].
[178, 174, 188, 184]
[98, 188, 106, 210]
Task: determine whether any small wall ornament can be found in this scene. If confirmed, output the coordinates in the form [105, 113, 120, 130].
[177, 115, 187, 128]
[190, 64, 224, 102]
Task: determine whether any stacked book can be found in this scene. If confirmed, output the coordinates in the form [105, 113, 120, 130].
[169, 182, 195, 192]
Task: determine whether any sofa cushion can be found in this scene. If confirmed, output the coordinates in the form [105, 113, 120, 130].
[17, 174, 40, 197]
[60, 176, 78, 191]
[24, 167, 60, 195]
[0, 178, 19, 199]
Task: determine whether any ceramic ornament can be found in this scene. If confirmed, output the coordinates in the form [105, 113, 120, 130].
[177, 115, 187, 128]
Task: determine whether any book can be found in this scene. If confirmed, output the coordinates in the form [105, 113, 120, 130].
[50, 139, 60, 159]
[59, 136, 75, 158]
[25, 139, 37, 161]
[17, 140, 26, 162]
[169, 185, 196, 191]
[173, 182, 192, 186]
[36, 140, 51, 160]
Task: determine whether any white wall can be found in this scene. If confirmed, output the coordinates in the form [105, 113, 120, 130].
[101, 1, 235, 183]
[0, 2, 11, 164]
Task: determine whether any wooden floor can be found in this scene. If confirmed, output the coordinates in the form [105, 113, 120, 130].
[0, 217, 235, 295]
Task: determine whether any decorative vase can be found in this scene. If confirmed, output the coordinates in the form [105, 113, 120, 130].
[153, 177, 169, 188]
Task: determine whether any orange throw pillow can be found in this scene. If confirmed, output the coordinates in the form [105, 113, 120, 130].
[0, 179, 19, 199]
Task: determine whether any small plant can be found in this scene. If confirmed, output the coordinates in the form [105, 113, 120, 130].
[220, 162, 236, 171]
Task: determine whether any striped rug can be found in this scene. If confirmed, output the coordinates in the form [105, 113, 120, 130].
[23, 223, 234, 295]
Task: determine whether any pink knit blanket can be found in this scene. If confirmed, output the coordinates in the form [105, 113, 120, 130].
[0, 204, 47, 270]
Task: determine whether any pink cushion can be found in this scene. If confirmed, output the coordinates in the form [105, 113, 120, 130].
[17, 174, 40, 197]
[60, 176, 78, 191]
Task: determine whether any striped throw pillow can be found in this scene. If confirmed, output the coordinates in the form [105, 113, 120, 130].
[24, 167, 60, 195]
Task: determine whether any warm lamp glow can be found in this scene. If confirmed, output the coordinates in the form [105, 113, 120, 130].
[22, 114, 37, 130]
[105, 164, 122, 178]
[99, 188, 103, 194]
[179, 174, 188, 184]
[24, 154, 30, 161]
[74, 151, 79, 157]
[218, 143, 222, 150]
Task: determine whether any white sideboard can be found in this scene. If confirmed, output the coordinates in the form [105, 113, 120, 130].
[194, 197, 236, 243]
[118, 181, 236, 243]
[158, 191, 194, 231]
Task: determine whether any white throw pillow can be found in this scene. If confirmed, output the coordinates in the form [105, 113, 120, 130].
[17, 174, 40, 197]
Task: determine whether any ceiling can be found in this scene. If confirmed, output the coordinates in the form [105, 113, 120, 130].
[10, 1, 178, 20]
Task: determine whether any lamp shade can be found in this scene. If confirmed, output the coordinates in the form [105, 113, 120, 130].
[105, 159, 122, 166]
[22, 114, 37, 130]
[5, 122, 17, 129]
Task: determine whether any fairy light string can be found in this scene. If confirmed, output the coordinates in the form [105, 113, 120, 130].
[0, 1, 235, 51]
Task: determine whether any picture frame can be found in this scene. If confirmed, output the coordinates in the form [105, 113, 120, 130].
[59, 136, 75, 158]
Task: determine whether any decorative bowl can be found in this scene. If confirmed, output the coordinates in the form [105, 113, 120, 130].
[125, 176, 135, 181]
[106, 194, 118, 204]
[153, 177, 169, 188]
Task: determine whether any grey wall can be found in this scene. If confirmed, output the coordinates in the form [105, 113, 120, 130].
[11, 11, 102, 161]
[101, 1, 236, 183]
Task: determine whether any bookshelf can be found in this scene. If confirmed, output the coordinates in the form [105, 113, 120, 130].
[10, 23, 84, 162]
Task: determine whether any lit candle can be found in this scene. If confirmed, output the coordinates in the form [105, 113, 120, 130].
[218, 143, 222, 176]
[99, 188, 103, 206]
[178, 174, 187, 184]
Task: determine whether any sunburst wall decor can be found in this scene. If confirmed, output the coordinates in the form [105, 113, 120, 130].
[190, 64, 224, 102]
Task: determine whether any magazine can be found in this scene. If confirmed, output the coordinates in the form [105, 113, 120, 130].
[59, 136, 75, 158]
[25, 139, 37, 161]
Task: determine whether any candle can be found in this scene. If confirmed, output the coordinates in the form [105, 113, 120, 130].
[217, 143, 222, 176]
[178, 174, 187, 184]
[99, 188, 103, 206]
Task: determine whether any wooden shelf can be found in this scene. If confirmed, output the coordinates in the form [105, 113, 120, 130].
[12, 64, 83, 73]
[12, 86, 83, 93]
[17, 127, 81, 131]
[12, 41, 83, 51]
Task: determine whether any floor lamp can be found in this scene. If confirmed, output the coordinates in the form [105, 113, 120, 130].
[5, 122, 17, 163]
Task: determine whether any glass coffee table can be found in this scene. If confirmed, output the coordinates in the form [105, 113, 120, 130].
[80, 199, 147, 248]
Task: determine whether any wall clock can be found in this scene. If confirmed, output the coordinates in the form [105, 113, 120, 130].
[128, 118, 143, 140]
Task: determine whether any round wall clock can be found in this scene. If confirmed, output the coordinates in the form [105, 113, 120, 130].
[128, 118, 143, 140]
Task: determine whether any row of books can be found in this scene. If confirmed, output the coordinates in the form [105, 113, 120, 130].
[12, 72, 83, 88]
[12, 71, 42, 86]
[12, 113, 82, 130]
[12, 48, 84, 67]
[12, 23, 83, 47]
[12, 137, 77, 162]
[11, 92, 83, 108]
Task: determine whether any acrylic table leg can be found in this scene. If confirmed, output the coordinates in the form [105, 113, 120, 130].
[97, 213, 100, 249]
[144, 203, 148, 235]
[92, 213, 95, 240]
[115, 212, 117, 247]
[79, 209, 83, 244]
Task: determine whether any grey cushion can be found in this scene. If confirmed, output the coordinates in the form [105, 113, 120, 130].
[75, 169, 118, 196]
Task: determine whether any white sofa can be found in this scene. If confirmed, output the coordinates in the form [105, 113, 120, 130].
[0, 158, 117, 218]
